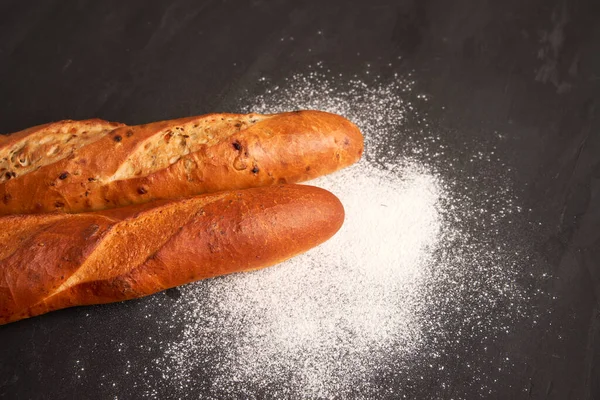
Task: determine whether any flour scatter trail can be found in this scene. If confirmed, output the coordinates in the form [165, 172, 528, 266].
[144, 65, 538, 399]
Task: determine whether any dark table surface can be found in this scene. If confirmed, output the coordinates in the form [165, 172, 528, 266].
[1, 1, 599, 399]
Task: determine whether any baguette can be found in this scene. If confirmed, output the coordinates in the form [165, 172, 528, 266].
[0, 110, 363, 215]
[0, 184, 344, 325]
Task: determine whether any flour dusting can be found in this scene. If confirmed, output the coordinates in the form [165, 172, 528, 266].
[138, 65, 536, 399]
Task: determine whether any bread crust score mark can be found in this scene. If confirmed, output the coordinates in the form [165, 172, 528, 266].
[0, 119, 124, 184]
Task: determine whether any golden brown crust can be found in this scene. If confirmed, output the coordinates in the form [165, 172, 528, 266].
[0, 184, 344, 325]
[0, 119, 124, 184]
[0, 111, 363, 215]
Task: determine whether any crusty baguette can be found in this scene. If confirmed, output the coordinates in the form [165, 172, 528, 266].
[0, 110, 363, 215]
[0, 184, 344, 325]
[0, 119, 124, 184]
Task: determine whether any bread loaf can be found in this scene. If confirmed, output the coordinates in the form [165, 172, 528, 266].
[0, 110, 363, 215]
[0, 184, 344, 325]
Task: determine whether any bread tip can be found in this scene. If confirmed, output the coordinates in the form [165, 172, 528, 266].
[296, 184, 345, 238]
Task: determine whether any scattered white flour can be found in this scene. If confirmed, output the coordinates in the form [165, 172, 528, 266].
[139, 65, 535, 399]
[159, 161, 444, 398]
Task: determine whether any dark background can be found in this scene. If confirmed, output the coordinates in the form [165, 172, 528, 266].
[1, 0, 599, 399]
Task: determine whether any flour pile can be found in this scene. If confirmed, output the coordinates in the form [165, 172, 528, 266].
[158, 161, 444, 398]
[147, 66, 533, 398]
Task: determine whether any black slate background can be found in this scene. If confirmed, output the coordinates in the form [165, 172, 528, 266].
[1, 0, 599, 399]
